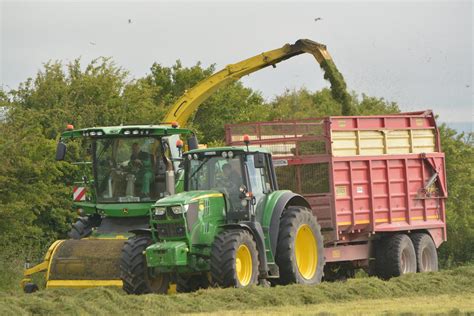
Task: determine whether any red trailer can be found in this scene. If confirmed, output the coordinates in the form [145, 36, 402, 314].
[225, 110, 447, 279]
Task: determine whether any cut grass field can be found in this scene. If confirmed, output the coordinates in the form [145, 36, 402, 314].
[0, 266, 473, 315]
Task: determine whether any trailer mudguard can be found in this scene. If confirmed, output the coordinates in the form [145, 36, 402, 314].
[221, 221, 269, 278]
[265, 192, 311, 256]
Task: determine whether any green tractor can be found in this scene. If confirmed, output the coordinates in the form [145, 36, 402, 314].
[120, 145, 325, 294]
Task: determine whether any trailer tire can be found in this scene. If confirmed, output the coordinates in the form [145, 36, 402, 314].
[375, 234, 417, 279]
[176, 274, 209, 293]
[410, 233, 438, 272]
[211, 229, 259, 288]
[274, 206, 324, 285]
[120, 235, 170, 295]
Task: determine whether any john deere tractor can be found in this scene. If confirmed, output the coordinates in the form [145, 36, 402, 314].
[120, 145, 325, 294]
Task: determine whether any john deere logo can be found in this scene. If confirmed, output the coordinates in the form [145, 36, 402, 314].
[123, 208, 129, 214]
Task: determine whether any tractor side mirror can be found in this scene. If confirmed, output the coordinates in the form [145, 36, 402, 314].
[56, 142, 67, 161]
[187, 134, 199, 150]
[254, 153, 265, 168]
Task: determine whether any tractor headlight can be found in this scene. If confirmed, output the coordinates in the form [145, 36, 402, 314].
[154, 207, 166, 216]
[171, 205, 184, 214]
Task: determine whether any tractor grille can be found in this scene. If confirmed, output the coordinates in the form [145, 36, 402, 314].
[155, 222, 186, 238]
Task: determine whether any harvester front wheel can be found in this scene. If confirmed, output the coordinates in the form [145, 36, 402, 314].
[68, 215, 100, 239]
[211, 229, 259, 288]
[410, 233, 438, 272]
[120, 235, 170, 294]
[275, 206, 324, 285]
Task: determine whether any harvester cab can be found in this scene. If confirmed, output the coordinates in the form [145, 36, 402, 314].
[22, 124, 197, 292]
[120, 145, 325, 294]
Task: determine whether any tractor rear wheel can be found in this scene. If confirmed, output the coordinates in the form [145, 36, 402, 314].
[120, 235, 170, 294]
[274, 206, 324, 285]
[410, 233, 438, 272]
[211, 229, 259, 288]
[176, 274, 210, 293]
[375, 234, 417, 279]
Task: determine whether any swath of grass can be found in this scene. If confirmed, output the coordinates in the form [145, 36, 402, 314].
[189, 294, 474, 316]
[0, 266, 473, 315]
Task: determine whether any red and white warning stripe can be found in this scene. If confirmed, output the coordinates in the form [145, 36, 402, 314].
[73, 186, 87, 201]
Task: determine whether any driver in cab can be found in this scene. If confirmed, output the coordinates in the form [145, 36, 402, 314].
[130, 143, 153, 197]
[221, 163, 242, 209]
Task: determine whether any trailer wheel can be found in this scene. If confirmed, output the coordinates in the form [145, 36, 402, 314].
[211, 229, 259, 288]
[176, 274, 210, 293]
[120, 235, 170, 294]
[410, 233, 438, 272]
[375, 234, 417, 279]
[274, 206, 324, 285]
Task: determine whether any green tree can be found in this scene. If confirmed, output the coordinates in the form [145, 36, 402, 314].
[438, 127, 474, 265]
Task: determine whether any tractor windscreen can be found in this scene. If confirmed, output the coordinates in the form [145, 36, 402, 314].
[94, 137, 168, 203]
[185, 154, 244, 208]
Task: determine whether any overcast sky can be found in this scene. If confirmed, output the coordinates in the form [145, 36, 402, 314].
[1, 0, 472, 123]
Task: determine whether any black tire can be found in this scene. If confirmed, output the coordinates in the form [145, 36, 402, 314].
[68, 215, 100, 239]
[120, 235, 170, 295]
[211, 229, 259, 288]
[375, 234, 417, 279]
[176, 274, 210, 293]
[23, 282, 39, 293]
[274, 206, 324, 285]
[410, 233, 438, 272]
[323, 262, 355, 282]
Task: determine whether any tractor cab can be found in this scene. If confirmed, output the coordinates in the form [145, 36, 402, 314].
[56, 124, 197, 217]
[183, 147, 277, 222]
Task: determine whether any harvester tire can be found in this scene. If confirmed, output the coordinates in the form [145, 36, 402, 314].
[410, 233, 438, 272]
[120, 235, 170, 295]
[375, 234, 417, 279]
[176, 274, 210, 293]
[211, 229, 259, 288]
[23, 282, 39, 293]
[274, 206, 324, 285]
[68, 216, 98, 239]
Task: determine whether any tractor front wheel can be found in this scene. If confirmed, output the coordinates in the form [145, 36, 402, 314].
[275, 206, 324, 285]
[211, 229, 259, 288]
[120, 235, 170, 294]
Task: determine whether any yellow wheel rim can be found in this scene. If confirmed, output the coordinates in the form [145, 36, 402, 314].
[235, 244, 252, 286]
[295, 224, 318, 280]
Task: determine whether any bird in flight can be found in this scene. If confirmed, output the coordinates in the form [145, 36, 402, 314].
[89, 42, 96, 45]
[128, 19, 132, 24]
[314, 17, 322, 22]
